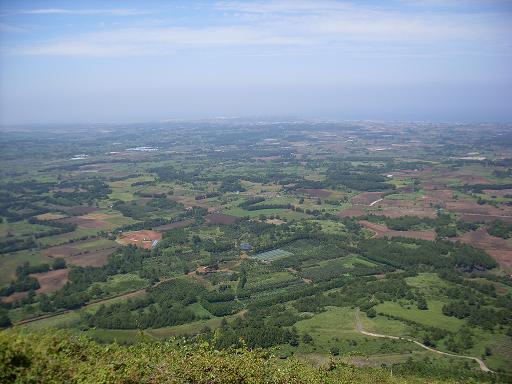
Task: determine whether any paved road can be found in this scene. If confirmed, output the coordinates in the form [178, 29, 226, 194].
[354, 308, 493, 373]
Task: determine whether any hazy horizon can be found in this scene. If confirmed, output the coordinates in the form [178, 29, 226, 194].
[1, 0, 511, 125]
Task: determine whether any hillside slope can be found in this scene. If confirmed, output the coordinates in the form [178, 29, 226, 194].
[0, 329, 491, 384]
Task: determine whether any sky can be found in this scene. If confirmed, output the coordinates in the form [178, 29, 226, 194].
[0, 0, 511, 125]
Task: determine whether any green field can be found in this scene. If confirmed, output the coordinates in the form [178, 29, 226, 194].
[252, 248, 294, 262]
[0, 250, 50, 285]
[375, 300, 465, 332]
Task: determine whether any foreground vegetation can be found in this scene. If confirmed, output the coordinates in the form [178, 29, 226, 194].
[1, 120, 512, 382]
[0, 329, 498, 384]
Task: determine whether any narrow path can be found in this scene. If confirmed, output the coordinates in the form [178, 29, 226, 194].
[368, 198, 383, 207]
[354, 308, 493, 373]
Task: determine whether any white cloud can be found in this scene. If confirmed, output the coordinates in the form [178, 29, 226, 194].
[7, 1, 512, 57]
[215, 0, 353, 13]
[19, 8, 149, 16]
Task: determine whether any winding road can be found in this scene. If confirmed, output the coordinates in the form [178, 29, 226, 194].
[354, 308, 493, 373]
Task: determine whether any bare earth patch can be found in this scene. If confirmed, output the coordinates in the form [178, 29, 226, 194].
[351, 192, 383, 205]
[0, 291, 29, 304]
[456, 227, 512, 270]
[337, 207, 367, 218]
[117, 230, 162, 249]
[66, 249, 116, 267]
[379, 209, 437, 218]
[460, 214, 512, 223]
[31, 269, 69, 294]
[206, 214, 240, 225]
[43, 239, 119, 267]
[445, 200, 506, 216]
[56, 216, 109, 229]
[482, 189, 512, 198]
[43, 246, 76, 258]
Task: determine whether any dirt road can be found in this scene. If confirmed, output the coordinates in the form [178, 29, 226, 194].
[354, 308, 493, 373]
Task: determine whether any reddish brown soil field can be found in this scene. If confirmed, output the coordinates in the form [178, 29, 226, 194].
[66, 248, 116, 267]
[378, 199, 416, 208]
[457, 175, 494, 184]
[379, 209, 437, 218]
[301, 189, 332, 198]
[351, 192, 383, 205]
[422, 182, 448, 191]
[456, 228, 512, 270]
[483, 189, 512, 197]
[81, 213, 112, 220]
[359, 220, 436, 241]
[1, 291, 29, 304]
[43, 240, 119, 267]
[154, 219, 195, 232]
[43, 245, 77, 258]
[460, 214, 512, 224]
[425, 189, 454, 200]
[337, 208, 367, 218]
[206, 214, 240, 225]
[117, 230, 162, 249]
[31, 269, 69, 294]
[56, 216, 108, 229]
[445, 200, 505, 215]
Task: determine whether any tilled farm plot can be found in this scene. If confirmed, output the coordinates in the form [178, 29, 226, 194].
[206, 214, 240, 225]
[456, 228, 512, 270]
[31, 268, 69, 294]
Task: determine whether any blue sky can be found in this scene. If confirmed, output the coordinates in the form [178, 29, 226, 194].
[0, 0, 511, 124]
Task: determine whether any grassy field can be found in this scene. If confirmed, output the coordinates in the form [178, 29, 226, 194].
[0, 220, 50, 238]
[88, 273, 149, 297]
[375, 300, 465, 332]
[246, 271, 298, 290]
[252, 249, 294, 262]
[291, 307, 420, 356]
[20, 311, 82, 330]
[0, 250, 50, 285]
